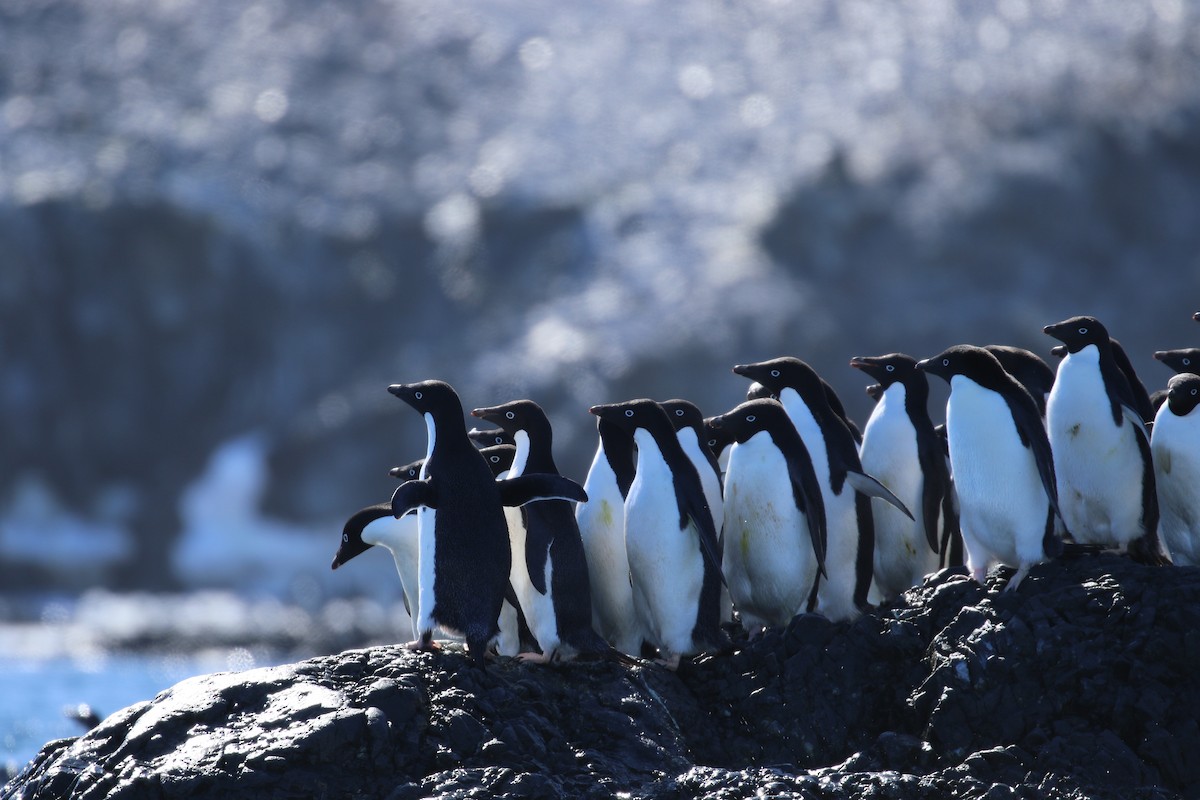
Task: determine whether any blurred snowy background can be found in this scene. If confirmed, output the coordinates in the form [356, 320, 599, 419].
[3, 0, 1200, 775]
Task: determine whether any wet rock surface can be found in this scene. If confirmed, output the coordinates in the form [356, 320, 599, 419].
[5, 554, 1196, 799]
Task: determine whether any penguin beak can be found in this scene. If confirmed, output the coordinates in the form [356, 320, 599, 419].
[470, 406, 502, 425]
[1049, 345, 1067, 359]
[387, 383, 417, 407]
[915, 358, 931, 371]
[732, 364, 752, 378]
[1153, 351, 1167, 362]
[1193, 311, 1199, 322]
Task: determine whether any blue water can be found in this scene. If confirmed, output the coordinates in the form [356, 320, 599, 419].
[0, 650, 281, 779]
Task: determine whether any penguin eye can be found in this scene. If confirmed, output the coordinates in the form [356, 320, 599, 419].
[675, 409, 684, 416]
[342, 533, 348, 543]
[505, 411, 515, 420]
[886, 364, 895, 372]
[1192, 388, 1198, 396]
[624, 409, 634, 417]
[414, 391, 423, 400]
[490, 455, 500, 463]
[409, 469, 416, 477]
[770, 369, 780, 378]
[1184, 359, 1192, 366]
[746, 414, 756, 422]
[1078, 327, 1087, 335]
[942, 358, 950, 367]
[708, 439, 717, 447]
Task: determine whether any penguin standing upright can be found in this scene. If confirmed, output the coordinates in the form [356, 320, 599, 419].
[984, 345, 1056, 417]
[589, 399, 726, 669]
[380, 381, 586, 663]
[733, 358, 911, 622]
[471, 399, 609, 662]
[659, 400, 724, 534]
[708, 398, 827, 631]
[1043, 316, 1167, 563]
[575, 416, 642, 655]
[849, 353, 949, 601]
[918, 346, 1064, 589]
[1151, 373, 1200, 565]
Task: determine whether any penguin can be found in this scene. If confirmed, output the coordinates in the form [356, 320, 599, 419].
[707, 398, 827, 632]
[1153, 348, 1200, 376]
[849, 353, 950, 601]
[468, 427, 514, 448]
[1043, 316, 1167, 563]
[1151, 372, 1200, 565]
[589, 399, 726, 668]
[917, 346, 1063, 589]
[1049, 336, 1154, 423]
[984, 345, 1056, 417]
[659, 400, 724, 547]
[732, 358, 912, 622]
[932, 423, 965, 569]
[575, 416, 642, 655]
[334, 445, 518, 643]
[748, 377, 863, 444]
[471, 399, 609, 662]
[1194, 312, 1200, 323]
[381, 380, 587, 664]
[704, 415, 738, 474]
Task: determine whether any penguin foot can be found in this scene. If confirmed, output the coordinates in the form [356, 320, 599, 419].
[517, 650, 554, 664]
[405, 636, 441, 652]
[1003, 564, 1032, 592]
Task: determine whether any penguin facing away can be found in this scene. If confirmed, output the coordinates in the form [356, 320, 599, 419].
[383, 380, 587, 664]
[575, 416, 643, 655]
[918, 346, 1064, 590]
[849, 353, 949, 601]
[732, 357, 912, 622]
[984, 345, 1056, 418]
[1043, 316, 1167, 564]
[1151, 373, 1200, 565]
[471, 399, 610, 663]
[707, 398, 827, 632]
[589, 399, 727, 669]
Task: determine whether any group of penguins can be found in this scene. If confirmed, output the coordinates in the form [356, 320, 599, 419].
[330, 313, 1200, 668]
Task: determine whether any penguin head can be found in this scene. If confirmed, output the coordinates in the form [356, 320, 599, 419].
[1043, 315, 1110, 355]
[1166, 373, 1200, 417]
[1154, 348, 1200, 375]
[471, 399, 551, 439]
[331, 510, 378, 569]
[467, 427, 514, 448]
[984, 345, 1055, 399]
[658, 399, 705, 435]
[917, 345, 1008, 385]
[388, 380, 463, 417]
[746, 382, 774, 401]
[388, 459, 424, 481]
[1194, 311, 1200, 323]
[733, 357, 824, 404]
[703, 415, 737, 457]
[707, 398, 789, 444]
[589, 399, 673, 437]
[849, 353, 919, 390]
[478, 444, 517, 478]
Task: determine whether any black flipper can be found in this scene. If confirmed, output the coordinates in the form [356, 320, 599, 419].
[498, 474, 588, 506]
[1005, 392, 1065, 530]
[779, 435, 828, 578]
[915, 431, 948, 553]
[845, 471, 915, 520]
[390, 479, 436, 518]
[674, 467, 726, 589]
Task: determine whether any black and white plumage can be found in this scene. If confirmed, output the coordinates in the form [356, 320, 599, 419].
[589, 399, 726, 669]
[1154, 348, 1200, 376]
[849, 353, 951, 600]
[918, 346, 1063, 590]
[984, 345, 1056, 418]
[708, 398, 827, 631]
[1151, 372, 1200, 565]
[1043, 316, 1167, 564]
[733, 357, 911, 621]
[471, 399, 608, 663]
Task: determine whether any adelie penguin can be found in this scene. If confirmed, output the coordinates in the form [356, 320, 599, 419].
[849, 354, 952, 601]
[1151, 373, 1200, 565]
[918, 346, 1064, 589]
[589, 399, 727, 669]
[575, 416, 642, 656]
[1043, 316, 1169, 564]
[984, 345, 1056, 418]
[332, 445, 516, 643]
[708, 398, 827, 632]
[381, 380, 587, 664]
[1153, 348, 1200, 377]
[472, 399, 610, 663]
[733, 358, 912, 622]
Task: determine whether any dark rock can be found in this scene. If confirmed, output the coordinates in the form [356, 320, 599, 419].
[6, 555, 1200, 799]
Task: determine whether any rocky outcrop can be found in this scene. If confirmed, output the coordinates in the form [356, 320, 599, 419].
[5, 553, 1197, 799]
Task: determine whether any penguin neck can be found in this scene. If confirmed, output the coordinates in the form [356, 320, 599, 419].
[598, 424, 636, 497]
[420, 412, 437, 478]
[508, 429, 531, 477]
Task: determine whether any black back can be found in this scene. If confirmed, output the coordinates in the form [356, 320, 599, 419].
[985, 345, 1055, 417]
[597, 418, 636, 499]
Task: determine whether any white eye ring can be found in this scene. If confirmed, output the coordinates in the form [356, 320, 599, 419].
[942, 358, 950, 367]
[625, 409, 634, 417]
[1078, 327, 1087, 335]
[770, 369, 780, 377]
[410, 469, 416, 476]
[886, 364, 895, 372]
[342, 533, 348, 542]
[414, 391, 423, 399]
[1192, 388, 1198, 396]
[708, 439, 717, 447]
[505, 411, 515, 419]
[490, 455, 500, 462]
[746, 414, 756, 422]
[1184, 359, 1191, 366]
[675, 409, 684, 416]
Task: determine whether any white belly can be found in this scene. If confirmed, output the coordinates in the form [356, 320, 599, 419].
[722, 434, 819, 629]
[362, 514, 421, 639]
[859, 386, 938, 599]
[625, 431, 706, 657]
[947, 377, 1050, 574]
[575, 444, 642, 655]
[1152, 405, 1200, 565]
